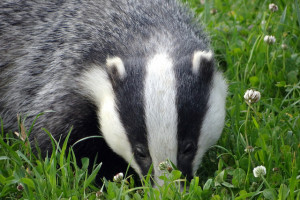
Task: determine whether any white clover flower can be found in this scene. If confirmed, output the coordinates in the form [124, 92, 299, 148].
[264, 35, 276, 44]
[17, 183, 24, 191]
[210, 9, 217, 15]
[96, 190, 103, 198]
[158, 160, 173, 172]
[261, 20, 266, 25]
[244, 89, 261, 103]
[269, 3, 278, 12]
[272, 167, 279, 172]
[158, 161, 170, 171]
[244, 145, 254, 153]
[253, 165, 266, 177]
[281, 44, 288, 50]
[113, 172, 124, 182]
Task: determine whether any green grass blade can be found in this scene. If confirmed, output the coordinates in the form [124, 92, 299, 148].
[295, 0, 300, 27]
[84, 162, 102, 190]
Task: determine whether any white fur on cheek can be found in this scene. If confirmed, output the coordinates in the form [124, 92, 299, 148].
[80, 66, 141, 176]
[192, 72, 227, 173]
[144, 54, 178, 185]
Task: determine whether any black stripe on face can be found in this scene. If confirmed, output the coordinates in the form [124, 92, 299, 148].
[111, 58, 153, 177]
[175, 55, 214, 180]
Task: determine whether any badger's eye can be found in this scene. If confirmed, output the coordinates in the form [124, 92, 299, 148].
[183, 143, 195, 155]
[135, 147, 147, 159]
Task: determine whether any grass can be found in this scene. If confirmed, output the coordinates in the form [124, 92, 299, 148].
[1, 0, 300, 199]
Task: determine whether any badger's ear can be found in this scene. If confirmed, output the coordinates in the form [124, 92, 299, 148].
[192, 50, 214, 76]
[106, 57, 126, 80]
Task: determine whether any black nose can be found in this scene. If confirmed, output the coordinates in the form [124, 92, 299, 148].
[177, 162, 193, 182]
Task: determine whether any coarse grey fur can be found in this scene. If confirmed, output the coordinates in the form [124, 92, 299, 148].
[0, 0, 220, 181]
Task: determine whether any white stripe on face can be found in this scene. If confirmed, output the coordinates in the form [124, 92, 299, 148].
[144, 54, 178, 185]
[81, 66, 142, 176]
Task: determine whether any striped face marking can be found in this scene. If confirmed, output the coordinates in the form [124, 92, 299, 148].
[144, 54, 178, 184]
[81, 51, 227, 184]
[81, 65, 142, 176]
[192, 72, 227, 173]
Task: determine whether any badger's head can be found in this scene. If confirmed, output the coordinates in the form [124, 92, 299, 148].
[81, 50, 227, 185]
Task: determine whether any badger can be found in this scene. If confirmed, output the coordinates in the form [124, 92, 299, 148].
[0, 0, 227, 184]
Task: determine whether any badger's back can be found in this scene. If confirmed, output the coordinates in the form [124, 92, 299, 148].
[0, 0, 227, 183]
